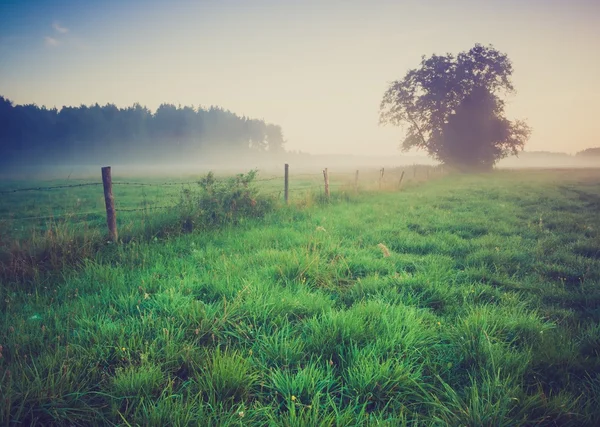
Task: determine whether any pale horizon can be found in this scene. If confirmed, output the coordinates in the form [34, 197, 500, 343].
[1, 0, 599, 157]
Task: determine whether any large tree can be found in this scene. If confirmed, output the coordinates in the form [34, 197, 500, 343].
[380, 44, 531, 171]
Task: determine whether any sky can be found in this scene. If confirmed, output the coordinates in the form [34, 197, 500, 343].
[1, 0, 599, 156]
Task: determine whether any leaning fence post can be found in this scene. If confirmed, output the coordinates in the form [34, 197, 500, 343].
[379, 168, 385, 190]
[101, 166, 118, 242]
[323, 168, 330, 200]
[284, 163, 289, 205]
[398, 170, 405, 189]
[354, 170, 359, 193]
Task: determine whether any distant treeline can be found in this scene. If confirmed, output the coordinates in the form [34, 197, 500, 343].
[509, 150, 600, 159]
[0, 96, 286, 165]
[576, 147, 600, 157]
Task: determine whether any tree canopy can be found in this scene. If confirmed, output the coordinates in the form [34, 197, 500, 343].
[380, 44, 531, 171]
[0, 96, 286, 166]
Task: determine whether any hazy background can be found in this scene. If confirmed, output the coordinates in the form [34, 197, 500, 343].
[1, 0, 599, 158]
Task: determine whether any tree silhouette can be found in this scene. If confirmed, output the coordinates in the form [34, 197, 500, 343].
[380, 44, 531, 171]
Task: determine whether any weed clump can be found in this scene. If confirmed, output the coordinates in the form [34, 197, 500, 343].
[178, 170, 274, 231]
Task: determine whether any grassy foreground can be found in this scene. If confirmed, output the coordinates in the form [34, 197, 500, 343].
[1, 169, 600, 425]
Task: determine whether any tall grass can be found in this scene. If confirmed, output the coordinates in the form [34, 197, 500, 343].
[1, 168, 599, 425]
[0, 170, 275, 286]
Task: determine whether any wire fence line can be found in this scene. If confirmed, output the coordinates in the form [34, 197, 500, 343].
[254, 176, 283, 182]
[0, 182, 103, 194]
[1, 210, 106, 222]
[111, 175, 291, 187]
[1, 186, 327, 222]
[2, 165, 440, 223]
[117, 205, 179, 213]
[112, 181, 199, 187]
[0, 176, 287, 193]
[2, 204, 189, 222]
[283, 173, 323, 178]
[0, 169, 364, 194]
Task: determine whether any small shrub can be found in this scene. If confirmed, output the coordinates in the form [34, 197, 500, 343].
[178, 170, 274, 231]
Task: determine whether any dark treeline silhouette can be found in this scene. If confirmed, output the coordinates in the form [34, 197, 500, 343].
[0, 96, 286, 166]
[577, 147, 600, 157]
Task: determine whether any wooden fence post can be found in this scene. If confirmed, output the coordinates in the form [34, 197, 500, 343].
[101, 166, 117, 242]
[379, 168, 385, 190]
[398, 170, 405, 189]
[284, 163, 289, 205]
[354, 170, 359, 193]
[323, 168, 330, 200]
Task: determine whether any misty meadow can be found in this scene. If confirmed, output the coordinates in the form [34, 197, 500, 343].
[2, 1, 600, 426]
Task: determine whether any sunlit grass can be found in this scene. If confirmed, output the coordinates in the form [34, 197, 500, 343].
[1, 168, 599, 425]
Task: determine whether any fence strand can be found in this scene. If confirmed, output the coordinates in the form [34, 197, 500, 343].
[1, 204, 182, 222]
[117, 205, 178, 212]
[0, 182, 102, 194]
[2, 210, 106, 222]
[112, 181, 198, 187]
[1, 173, 323, 193]
[254, 176, 282, 182]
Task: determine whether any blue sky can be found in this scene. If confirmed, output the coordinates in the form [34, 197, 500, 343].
[1, 0, 599, 155]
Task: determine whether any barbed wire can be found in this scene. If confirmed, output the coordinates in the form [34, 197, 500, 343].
[262, 185, 323, 196]
[1, 204, 181, 222]
[117, 205, 178, 212]
[2, 210, 106, 222]
[112, 181, 199, 187]
[1, 168, 442, 221]
[113, 176, 286, 186]
[254, 176, 282, 182]
[0, 173, 342, 194]
[286, 173, 323, 179]
[0, 182, 102, 194]
[326, 172, 359, 177]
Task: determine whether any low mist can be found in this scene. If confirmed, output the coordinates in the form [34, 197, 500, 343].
[0, 97, 598, 181]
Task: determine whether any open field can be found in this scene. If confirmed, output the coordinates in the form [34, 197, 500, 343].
[1, 169, 600, 425]
[0, 166, 432, 242]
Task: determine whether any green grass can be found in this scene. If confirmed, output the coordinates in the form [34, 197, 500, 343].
[1, 168, 600, 425]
